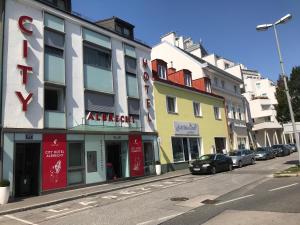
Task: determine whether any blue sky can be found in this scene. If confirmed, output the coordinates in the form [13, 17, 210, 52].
[72, 0, 300, 82]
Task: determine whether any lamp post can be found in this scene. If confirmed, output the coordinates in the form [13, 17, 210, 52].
[256, 14, 300, 166]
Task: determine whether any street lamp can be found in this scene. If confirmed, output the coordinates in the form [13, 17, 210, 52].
[256, 14, 300, 166]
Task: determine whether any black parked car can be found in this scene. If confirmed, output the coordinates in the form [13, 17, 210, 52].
[189, 154, 233, 175]
[289, 143, 298, 152]
[271, 144, 290, 157]
[255, 147, 275, 160]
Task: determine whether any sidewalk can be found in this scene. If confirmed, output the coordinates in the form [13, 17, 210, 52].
[0, 169, 190, 216]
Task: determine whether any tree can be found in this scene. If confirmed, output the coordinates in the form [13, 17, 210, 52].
[275, 75, 290, 123]
[289, 66, 300, 122]
[275, 66, 300, 123]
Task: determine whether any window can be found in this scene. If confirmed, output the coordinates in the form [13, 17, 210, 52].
[128, 98, 140, 125]
[85, 92, 115, 114]
[225, 63, 230, 69]
[68, 143, 85, 185]
[234, 85, 237, 94]
[45, 88, 64, 112]
[214, 77, 219, 87]
[171, 137, 200, 162]
[125, 56, 136, 74]
[256, 83, 261, 89]
[166, 96, 176, 113]
[126, 74, 139, 98]
[158, 65, 167, 79]
[238, 108, 242, 120]
[214, 106, 221, 120]
[221, 80, 225, 89]
[193, 102, 202, 117]
[184, 73, 192, 87]
[232, 106, 236, 119]
[83, 45, 111, 69]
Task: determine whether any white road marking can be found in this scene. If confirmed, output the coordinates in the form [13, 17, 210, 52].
[161, 183, 182, 189]
[117, 191, 151, 200]
[4, 215, 38, 225]
[46, 206, 94, 219]
[137, 187, 151, 191]
[215, 194, 255, 206]
[102, 195, 118, 199]
[269, 183, 298, 192]
[162, 181, 175, 185]
[119, 190, 136, 195]
[149, 184, 164, 187]
[79, 201, 97, 206]
[136, 213, 182, 225]
[47, 208, 69, 213]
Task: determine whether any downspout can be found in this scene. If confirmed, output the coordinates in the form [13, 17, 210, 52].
[0, 0, 5, 181]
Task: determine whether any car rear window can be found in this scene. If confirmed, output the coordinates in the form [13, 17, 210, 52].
[229, 151, 241, 156]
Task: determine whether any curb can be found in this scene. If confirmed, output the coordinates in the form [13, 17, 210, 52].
[273, 173, 299, 178]
[0, 172, 190, 216]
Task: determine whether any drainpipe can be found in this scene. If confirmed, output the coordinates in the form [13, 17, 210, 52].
[0, 0, 6, 181]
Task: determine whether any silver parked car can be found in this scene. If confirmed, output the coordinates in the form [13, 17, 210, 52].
[229, 149, 255, 168]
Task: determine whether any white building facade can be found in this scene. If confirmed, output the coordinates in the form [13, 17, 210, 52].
[152, 32, 249, 151]
[1, 0, 158, 197]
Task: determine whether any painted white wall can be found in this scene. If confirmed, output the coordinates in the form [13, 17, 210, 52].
[3, 0, 156, 133]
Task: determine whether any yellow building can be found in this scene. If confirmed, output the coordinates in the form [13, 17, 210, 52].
[152, 59, 229, 172]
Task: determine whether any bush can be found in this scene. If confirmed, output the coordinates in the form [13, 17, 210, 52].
[0, 180, 10, 187]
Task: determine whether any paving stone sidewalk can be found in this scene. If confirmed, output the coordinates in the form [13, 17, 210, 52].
[0, 169, 190, 215]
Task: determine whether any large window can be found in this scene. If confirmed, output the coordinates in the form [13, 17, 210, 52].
[193, 102, 202, 117]
[126, 73, 139, 98]
[128, 98, 140, 125]
[171, 137, 200, 162]
[158, 65, 167, 79]
[44, 88, 64, 112]
[166, 96, 176, 113]
[214, 106, 221, 120]
[125, 56, 137, 74]
[68, 143, 85, 185]
[83, 44, 111, 69]
[184, 73, 192, 87]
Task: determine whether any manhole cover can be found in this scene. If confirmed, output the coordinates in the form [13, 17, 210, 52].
[201, 199, 218, 204]
[170, 197, 189, 201]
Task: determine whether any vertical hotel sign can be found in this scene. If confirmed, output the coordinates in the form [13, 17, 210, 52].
[142, 58, 152, 122]
[42, 134, 67, 191]
[16, 16, 34, 111]
[129, 134, 144, 177]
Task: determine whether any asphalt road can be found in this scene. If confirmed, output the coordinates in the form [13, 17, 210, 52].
[0, 153, 298, 225]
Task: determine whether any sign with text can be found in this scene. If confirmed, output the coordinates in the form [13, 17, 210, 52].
[174, 122, 199, 136]
[42, 134, 67, 191]
[129, 134, 144, 177]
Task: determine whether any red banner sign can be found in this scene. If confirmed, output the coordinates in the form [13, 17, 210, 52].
[42, 134, 67, 191]
[129, 134, 144, 177]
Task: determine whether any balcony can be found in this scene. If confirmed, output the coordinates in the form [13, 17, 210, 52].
[252, 121, 282, 131]
[45, 111, 66, 129]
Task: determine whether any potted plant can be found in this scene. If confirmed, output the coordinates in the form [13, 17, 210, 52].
[0, 180, 10, 205]
[155, 161, 162, 176]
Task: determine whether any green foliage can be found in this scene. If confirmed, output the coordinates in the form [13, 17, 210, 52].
[0, 180, 10, 187]
[275, 66, 300, 123]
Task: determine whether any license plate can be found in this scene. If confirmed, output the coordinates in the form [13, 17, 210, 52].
[193, 168, 200, 171]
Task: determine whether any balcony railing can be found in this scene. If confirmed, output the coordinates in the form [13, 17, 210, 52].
[45, 111, 66, 129]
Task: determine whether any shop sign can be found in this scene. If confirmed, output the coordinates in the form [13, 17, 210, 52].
[16, 16, 34, 111]
[129, 134, 144, 177]
[174, 122, 199, 136]
[86, 112, 135, 123]
[42, 134, 67, 191]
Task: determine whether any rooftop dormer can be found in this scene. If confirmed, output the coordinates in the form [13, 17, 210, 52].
[38, 0, 72, 12]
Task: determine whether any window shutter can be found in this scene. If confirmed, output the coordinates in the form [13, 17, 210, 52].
[128, 98, 140, 115]
[85, 92, 114, 113]
[44, 29, 65, 49]
[44, 13, 64, 32]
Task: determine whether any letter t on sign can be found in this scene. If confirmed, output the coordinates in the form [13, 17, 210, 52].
[15, 91, 33, 111]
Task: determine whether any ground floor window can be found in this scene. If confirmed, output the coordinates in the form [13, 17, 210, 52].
[67, 142, 85, 185]
[237, 137, 247, 149]
[171, 137, 201, 162]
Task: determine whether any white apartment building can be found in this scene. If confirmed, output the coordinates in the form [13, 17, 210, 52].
[152, 32, 250, 151]
[241, 69, 285, 147]
[1, 0, 158, 198]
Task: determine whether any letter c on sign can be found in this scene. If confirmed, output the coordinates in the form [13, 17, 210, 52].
[18, 16, 33, 35]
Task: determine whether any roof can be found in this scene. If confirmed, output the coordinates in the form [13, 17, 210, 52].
[34, 0, 150, 49]
[95, 16, 135, 28]
[153, 76, 225, 101]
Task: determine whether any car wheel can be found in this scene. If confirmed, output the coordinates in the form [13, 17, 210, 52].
[238, 161, 242, 168]
[251, 158, 255, 165]
[228, 164, 233, 171]
[210, 167, 216, 175]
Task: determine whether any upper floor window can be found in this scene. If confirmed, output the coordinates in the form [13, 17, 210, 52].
[234, 85, 238, 94]
[158, 65, 167, 79]
[214, 106, 221, 120]
[232, 106, 236, 119]
[193, 102, 202, 117]
[167, 96, 176, 113]
[238, 108, 242, 120]
[83, 44, 111, 70]
[45, 87, 64, 112]
[214, 77, 219, 87]
[225, 63, 230, 69]
[221, 80, 225, 89]
[184, 73, 192, 87]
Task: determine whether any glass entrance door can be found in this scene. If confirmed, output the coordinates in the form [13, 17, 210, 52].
[143, 142, 155, 175]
